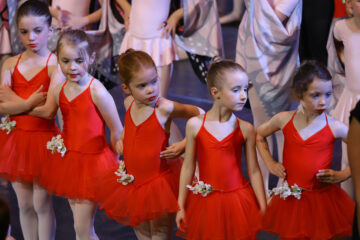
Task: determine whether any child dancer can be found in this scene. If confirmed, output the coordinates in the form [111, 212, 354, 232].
[331, 0, 360, 198]
[257, 61, 354, 239]
[92, 49, 203, 240]
[0, 1, 61, 239]
[30, 29, 123, 240]
[236, 0, 301, 191]
[176, 59, 266, 240]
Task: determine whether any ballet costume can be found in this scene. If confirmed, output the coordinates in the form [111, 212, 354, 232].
[0, 53, 59, 183]
[39, 78, 118, 200]
[92, 99, 181, 227]
[119, 0, 177, 66]
[177, 114, 262, 240]
[263, 112, 355, 239]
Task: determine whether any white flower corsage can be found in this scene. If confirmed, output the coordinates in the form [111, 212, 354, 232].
[187, 180, 214, 197]
[115, 161, 134, 185]
[0, 115, 16, 134]
[268, 181, 303, 200]
[46, 135, 67, 157]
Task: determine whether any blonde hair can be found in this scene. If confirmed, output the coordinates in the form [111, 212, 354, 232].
[56, 29, 93, 67]
[207, 57, 246, 92]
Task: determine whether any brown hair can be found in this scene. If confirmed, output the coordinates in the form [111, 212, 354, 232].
[56, 29, 93, 63]
[116, 49, 157, 86]
[16, 0, 51, 26]
[207, 57, 246, 92]
[291, 60, 332, 99]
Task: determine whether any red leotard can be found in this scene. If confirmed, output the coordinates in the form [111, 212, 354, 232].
[93, 99, 181, 226]
[178, 114, 262, 240]
[39, 79, 118, 200]
[0, 53, 59, 182]
[263, 112, 354, 239]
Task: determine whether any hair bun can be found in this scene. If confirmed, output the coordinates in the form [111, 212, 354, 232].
[210, 56, 222, 68]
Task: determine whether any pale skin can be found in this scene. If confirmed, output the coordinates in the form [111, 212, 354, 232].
[49, 0, 103, 29]
[120, 65, 202, 240]
[176, 70, 267, 228]
[348, 114, 360, 237]
[256, 78, 351, 183]
[30, 42, 123, 240]
[0, 14, 63, 240]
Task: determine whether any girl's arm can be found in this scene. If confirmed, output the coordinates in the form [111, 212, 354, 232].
[116, 0, 131, 31]
[115, 129, 125, 155]
[176, 117, 200, 228]
[241, 120, 267, 215]
[0, 59, 46, 114]
[316, 120, 351, 183]
[160, 100, 204, 159]
[348, 115, 360, 236]
[159, 8, 184, 38]
[64, 8, 102, 29]
[91, 80, 123, 152]
[256, 112, 287, 178]
[29, 66, 65, 119]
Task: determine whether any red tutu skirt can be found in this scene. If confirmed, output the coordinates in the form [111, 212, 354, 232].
[92, 158, 182, 226]
[39, 147, 118, 200]
[263, 184, 355, 239]
[177, 184, 262, 240]
[0, 127, 59, 182]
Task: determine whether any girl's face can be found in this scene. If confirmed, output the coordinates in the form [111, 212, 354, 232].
[216, 70, 248, 111]
[18, 15, 50, 53]
[123, 66, 159, 105]
[300, 77, 332, 114]
[349, 0, 360, 18]
[58, 43, 92, 83]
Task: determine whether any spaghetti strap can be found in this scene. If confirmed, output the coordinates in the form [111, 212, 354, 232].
[45, 52, 53, 66]
[60, 80, 68, 95]
[14, 53, 23, 68]
[325, 113, 329, 125]
[89, 77, 95, 87]
[128, 99, 135, 111]
[201, 113, 207, 127]
[154, 97, 161, 112]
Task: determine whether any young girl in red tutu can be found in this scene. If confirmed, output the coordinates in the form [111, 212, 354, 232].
[30, 29, 123, 240]
[257, 60, 355, 239]
[92, 49, 203, 240]
[0, 1, 62, 239]
[176, 58, 266, 240]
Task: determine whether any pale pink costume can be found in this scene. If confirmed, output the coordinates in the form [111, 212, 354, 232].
[51, 0, 92, 28]
[119, 0, 178, 66]
[332, 19, 360, 198]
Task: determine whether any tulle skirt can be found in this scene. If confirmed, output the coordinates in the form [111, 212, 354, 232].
[39, 147, 118, 200]
[0, 127, 59, 183]
[92, 158, 182, 226]
[263, 184, 355, 239]
[120, 32, 178, 67]
[177, 184, 262, 240]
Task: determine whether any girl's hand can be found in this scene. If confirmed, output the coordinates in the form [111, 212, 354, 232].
[176, 209, 186, 228]
[160, 141, 185, 159]
[316, 169, 350, 184]
[26, 85, 47, 108]
[64, 17, 87, 30]
[268, 162, 286, 178]
[115, 139, 123, 155]
[159, 8, 183, 39]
